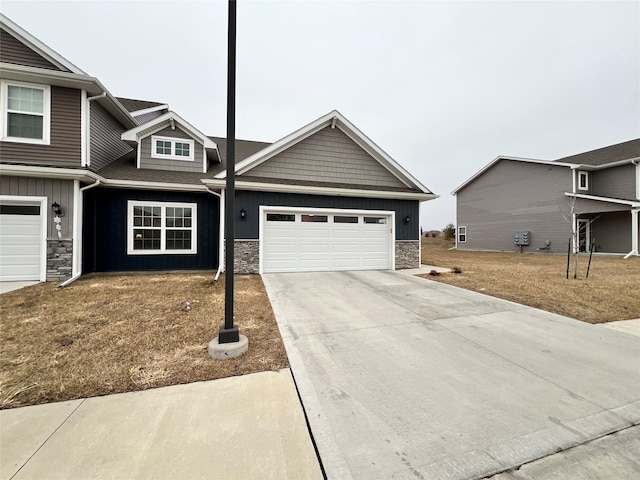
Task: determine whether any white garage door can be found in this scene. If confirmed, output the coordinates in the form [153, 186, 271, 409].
[262, 209, 392, 273]
[0, 203, 44, 281]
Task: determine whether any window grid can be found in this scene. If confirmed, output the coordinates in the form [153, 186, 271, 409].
[1, 81, 49, 143]
[129, 202, 196, 254]
[151, 136, 195, 161]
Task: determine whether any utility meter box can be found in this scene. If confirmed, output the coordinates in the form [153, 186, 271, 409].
[514, 231, 530, 246]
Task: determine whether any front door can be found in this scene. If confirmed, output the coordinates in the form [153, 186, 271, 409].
[577, 219, 590, 253]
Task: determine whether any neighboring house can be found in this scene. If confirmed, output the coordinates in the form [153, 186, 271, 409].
[0, 15, 437, 283]
[452, 139, 640, 256]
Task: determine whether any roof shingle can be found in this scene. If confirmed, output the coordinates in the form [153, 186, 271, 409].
[557, 138, 640, 166]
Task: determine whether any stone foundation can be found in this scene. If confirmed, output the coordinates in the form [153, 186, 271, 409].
[224, 239, 260, 274]
[47, 238, 73, 281]
[395, 240, 420, 269]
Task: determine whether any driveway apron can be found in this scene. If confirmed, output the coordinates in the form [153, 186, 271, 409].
[262, 270, 640, 480]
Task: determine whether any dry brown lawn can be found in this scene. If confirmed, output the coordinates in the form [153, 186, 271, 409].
[421, 236, 640, 323]
[0, 273, 288, 410]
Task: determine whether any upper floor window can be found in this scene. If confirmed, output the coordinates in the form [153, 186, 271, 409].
[151, 135, 194, 161]
[578, 171, 589, 191]
[0, 80, 51, 145]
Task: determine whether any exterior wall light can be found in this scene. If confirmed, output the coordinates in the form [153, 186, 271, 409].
[52, 202, 63, 216]
[240, 208, 247, 220]
[405, 215, 411, 224]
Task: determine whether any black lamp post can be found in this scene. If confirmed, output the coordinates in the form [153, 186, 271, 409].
[219, 0, 240, 344]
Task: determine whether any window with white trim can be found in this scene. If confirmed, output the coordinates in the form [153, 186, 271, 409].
[458, 226, 467, 243]
[578, 171, 589, 191]
[0, 80, 50, 144]
[151, 135, 194, 161]
[127, 201, 197, 254]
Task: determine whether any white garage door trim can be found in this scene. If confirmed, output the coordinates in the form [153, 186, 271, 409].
[0, 195, 48, 282]
[259, 205, 395, 274]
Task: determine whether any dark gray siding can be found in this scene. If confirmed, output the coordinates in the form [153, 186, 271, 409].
[139, 126, 204, 173]
[82, 188, 218, 273]
[0, 175, 74, 237]
[592, 164, 636, 200]
[574, 197, 630, 214]
[248, 126, 407, 189]
[89, 103, 132, 171]
[134, 110, 166, 125]
[456, 160, 573, 252]
[0, 29, 66, 71]
[590, 211, 631, 253]
[0, 86, 81, 166]
[235, 190, 418, 241]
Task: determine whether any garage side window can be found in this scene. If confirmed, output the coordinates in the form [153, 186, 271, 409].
[127, 201, 197, 254]
[458, 226, 467, 243]
[266, 214, 295, 221]
[364, 217, 386, 224]
[1, 80, 51, 145]
[301, 215, 328, 222]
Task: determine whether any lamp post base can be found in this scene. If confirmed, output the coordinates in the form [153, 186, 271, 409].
[208, 334, 248, 360]
[218, 325, 240, 344]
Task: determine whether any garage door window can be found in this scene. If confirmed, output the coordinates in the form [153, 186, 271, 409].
[334, 216, 358, 223]
[128, 201, 197, 254]
[364, 217, 387, 224]
[266, 213, 295, 222]
[301, 215, 328, 223]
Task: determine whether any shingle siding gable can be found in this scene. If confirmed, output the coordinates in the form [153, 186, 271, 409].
[139, 125, 204, 173]
[246, 126, 407, 189]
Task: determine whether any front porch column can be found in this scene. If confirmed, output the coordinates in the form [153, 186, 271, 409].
[632, 209, 639, 256]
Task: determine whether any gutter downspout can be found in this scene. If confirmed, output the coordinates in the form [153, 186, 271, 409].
[205, 186, 224, 280]
[59, 178, 101, 287]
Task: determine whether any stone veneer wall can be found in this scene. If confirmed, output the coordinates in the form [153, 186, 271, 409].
[47, 238, 72, 281]
[228, 239, 260, 274]
[395, 240, 420, 269]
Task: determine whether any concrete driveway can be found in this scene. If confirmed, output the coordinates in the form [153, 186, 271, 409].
[262, 270, 640, 480]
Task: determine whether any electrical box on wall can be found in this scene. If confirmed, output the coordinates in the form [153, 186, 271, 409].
[514, 231, 530, 246]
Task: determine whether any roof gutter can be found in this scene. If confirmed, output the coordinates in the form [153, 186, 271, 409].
[204, 186, 224, 281]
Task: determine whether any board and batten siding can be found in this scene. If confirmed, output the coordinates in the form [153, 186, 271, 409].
[234, 190, 419, 241]
[248, 126, 407, 189]
[591, 211, 632, 253]
[456, 160, 573, 252]
[0, 175, 74, 237]
[592, 164, 636, 201]
[0, 86, 81, 166]
[0, 28, 66, 71]
[139, 126, 204, 173]
[89, 103, 132, 171]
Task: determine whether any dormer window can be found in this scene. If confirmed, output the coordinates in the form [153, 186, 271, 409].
[578, 171, 589, 191]
[0, 80, 50, 145]
[151, 135, 194, 161]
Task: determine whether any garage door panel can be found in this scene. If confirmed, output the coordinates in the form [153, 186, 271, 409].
[263, 209, 391, 273]
[0, 209, 43, 281]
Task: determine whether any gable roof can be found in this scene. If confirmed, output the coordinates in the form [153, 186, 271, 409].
[214, 110, 433, 195]
[556, 138, 640, 166]
[116, 97, 166, 113]
[121, 111, 219, 160]
[0, 14, 85, 74]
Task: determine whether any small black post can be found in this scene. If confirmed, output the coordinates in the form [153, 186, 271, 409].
[219, 0, 239, 344]
[566, 238, 571, 280]
[586, 238, 595, 278]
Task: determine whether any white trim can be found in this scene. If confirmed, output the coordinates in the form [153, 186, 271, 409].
[457, 225, 467, 243]
[129, 104, 168, 117]
[104, 179, 208, 192]
[0, 13, 86, 74]
[81, 89, 88, 166]
[635, 161, 640, 200]
[0, 80, 51, 145]
[0, 164, 98, 181]
[136, 142, 141, 169]
[258, 205, 395, 274]
[71, 180, 81, 276]
[126, 200, 197, 255]
[577, 218, 590, 252]
[577, 171, 589, 191]
[630, 209, 639, 257]
[215, 110, 433, 195]
[0, 195, 47, 282]
[151, 135, 195, 161]
[572, 169, 576, 194]
[201, 179, 437, 201]
[564, 192, 640, 207]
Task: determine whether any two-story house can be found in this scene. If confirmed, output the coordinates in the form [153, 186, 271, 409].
[0, 14, 437, 283]
[452, 139, 640, 256]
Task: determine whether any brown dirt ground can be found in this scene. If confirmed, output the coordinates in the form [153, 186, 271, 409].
[421, 236, 640, 324]
[0, 273, 288, 409]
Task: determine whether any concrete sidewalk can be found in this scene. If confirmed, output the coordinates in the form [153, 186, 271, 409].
[0, 369, 323, 480]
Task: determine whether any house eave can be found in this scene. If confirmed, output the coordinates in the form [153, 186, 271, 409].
[564, 192, 640, 208]
[202, 179, 438, 201]
[0, 163, 98, 181]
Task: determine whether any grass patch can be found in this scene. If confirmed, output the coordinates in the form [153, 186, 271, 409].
[0, 273, 288, 409]
[421, 237, 640, 324]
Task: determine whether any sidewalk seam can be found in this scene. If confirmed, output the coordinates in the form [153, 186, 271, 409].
[9, 399, 86, 480]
